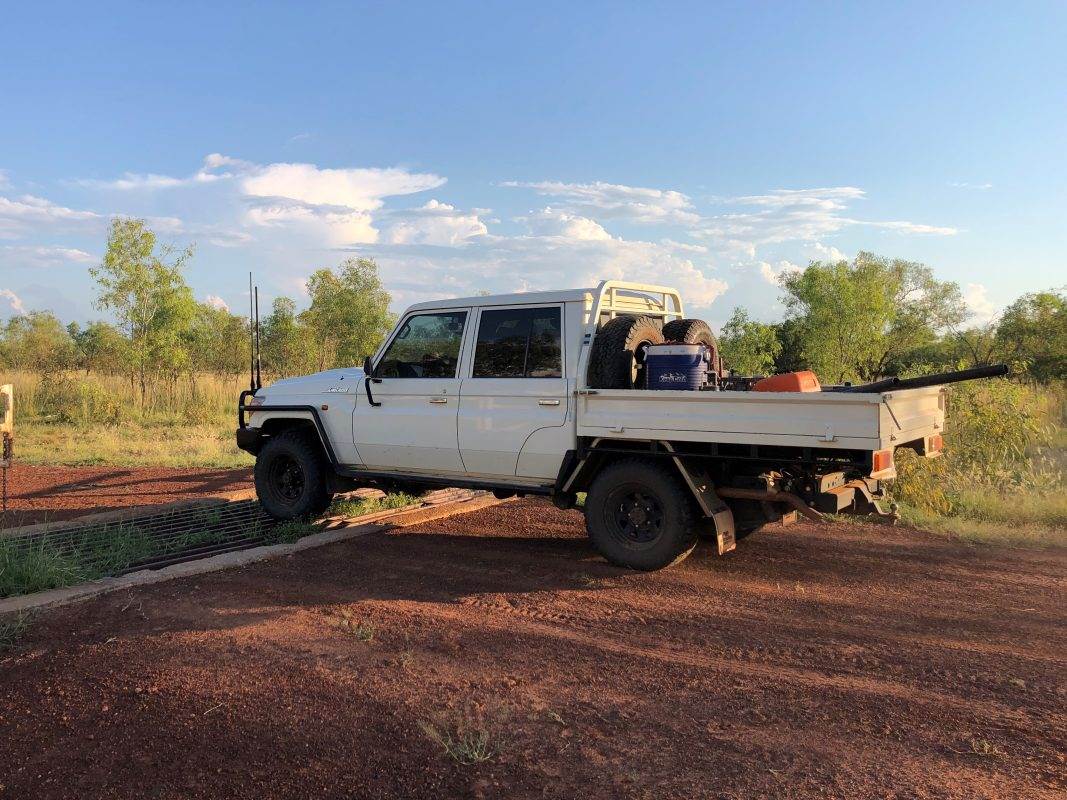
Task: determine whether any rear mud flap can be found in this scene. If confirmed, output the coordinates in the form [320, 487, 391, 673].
[664, 444, 736, 554]
[710, 507, 736, 555]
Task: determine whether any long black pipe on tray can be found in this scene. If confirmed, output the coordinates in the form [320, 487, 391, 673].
[828, 363, 1010, 393]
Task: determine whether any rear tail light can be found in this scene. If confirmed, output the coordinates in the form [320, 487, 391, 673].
[928, 434, 944, 454]
[872, 449, 893, 474]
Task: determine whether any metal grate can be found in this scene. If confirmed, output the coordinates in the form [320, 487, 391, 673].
[1, 499, 279, 580]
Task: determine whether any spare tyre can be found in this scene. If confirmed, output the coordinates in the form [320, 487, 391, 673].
[662, 318, 722, 378]
[588, 315, 664, 389]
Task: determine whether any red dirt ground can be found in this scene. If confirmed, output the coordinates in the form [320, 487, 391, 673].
[1, 498, 1064, 799]
[0, 465, 253, 526]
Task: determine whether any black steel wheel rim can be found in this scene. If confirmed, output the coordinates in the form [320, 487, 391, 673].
[606, 485, 665, 545]
[268, 455, 305, 503]
[632, 339, 655, 385]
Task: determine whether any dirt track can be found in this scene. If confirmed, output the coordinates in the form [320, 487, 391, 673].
[1, 499, 1064, 799]
[0, 465, 252, 526]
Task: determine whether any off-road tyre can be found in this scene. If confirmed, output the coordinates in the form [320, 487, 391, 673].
[588, 315, 665, 389]
[662, 318, 722, 376]
[254, 428, 334, 520]
[584, 459, 699, 570]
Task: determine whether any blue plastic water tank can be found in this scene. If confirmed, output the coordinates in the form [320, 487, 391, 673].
[644, 344, 709, 390]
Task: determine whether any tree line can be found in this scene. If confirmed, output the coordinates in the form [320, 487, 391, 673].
[718, 252, 1065, 383]
[0, 219, 396, 401]
[1, 221, 1064, 397]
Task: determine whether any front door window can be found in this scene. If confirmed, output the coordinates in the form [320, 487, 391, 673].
[377, 311, 467, 378]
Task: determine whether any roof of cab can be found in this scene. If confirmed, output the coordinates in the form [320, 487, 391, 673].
[405, 287, 595, 313]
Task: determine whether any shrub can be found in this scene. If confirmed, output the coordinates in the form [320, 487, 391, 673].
[892, 379, 1063, 521]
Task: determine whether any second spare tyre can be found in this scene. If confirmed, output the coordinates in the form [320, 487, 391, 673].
[662, 317, 722, 379]
[588, 315, 664, 389]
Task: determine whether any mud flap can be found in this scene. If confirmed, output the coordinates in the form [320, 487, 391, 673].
[709, 508, 736, 555]
[663, 444, 736, 554]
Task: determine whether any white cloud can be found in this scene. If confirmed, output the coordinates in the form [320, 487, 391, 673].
[245, 197, 378, 245]
[860, 220, 958, 235]
[0, 194, 101, 238]
[660, 238, 708, 254]
[504, 180, 700, 225]
[756, 259, 803, 286]
[363, 228, 728, 314]
[239, 160, 445, 245]
[0, 244, 95, 266]
[0, 288, 26, 316]
[204, 294, 230, 311]
[89, 173, 188, 190]
[77, 153, 449, 247]
[385, 200, 488, 246]
[74, 153, 244, 191]
[732, 187, 867, 208]
[801, 241, 848, 263]
[964, 282, 997, 324]
[949, 182, 993, 190]
[241, 162, 444, 211]
[519, 207, 613, 241]
[692, 187, 956, 255]
[204, 228, 253, 248]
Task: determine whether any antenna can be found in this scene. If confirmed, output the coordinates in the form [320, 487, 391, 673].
[254, 285, 262, 391]
[248, 272, 256, 392]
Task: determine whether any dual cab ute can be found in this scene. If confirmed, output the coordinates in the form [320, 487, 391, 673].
[237, 280, 1004, 570]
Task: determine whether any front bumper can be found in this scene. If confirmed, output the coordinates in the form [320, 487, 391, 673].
[236, 426, 263, 455]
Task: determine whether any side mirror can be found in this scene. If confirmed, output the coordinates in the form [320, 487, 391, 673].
[364, 355, 382, 382]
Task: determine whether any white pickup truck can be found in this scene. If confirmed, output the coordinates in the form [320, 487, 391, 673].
[237, 280, 1003, 570]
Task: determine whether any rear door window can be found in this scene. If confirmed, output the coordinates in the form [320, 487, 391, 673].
[472, 307, 562, 378]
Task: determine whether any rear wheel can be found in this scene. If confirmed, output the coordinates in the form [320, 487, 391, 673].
[584, 460, 698, 570]
[254, 429, 333, 519]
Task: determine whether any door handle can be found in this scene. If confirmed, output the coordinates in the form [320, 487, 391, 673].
[429, 397, 448, 404]
[538, 399, 561, 406]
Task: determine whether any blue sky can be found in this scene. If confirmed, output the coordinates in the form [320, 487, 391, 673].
[1, 1, 1064, 327]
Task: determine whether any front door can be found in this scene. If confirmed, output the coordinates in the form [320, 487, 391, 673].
[353, 309, 468, 473]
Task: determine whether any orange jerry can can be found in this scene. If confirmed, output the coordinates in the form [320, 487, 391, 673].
[752, 370, 822, 392]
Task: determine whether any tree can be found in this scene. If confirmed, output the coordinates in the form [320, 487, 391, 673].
[0, 312, 76, 372]
[779, 252, 965, 383]
[69, 320, 131, 375]
[995, 290, 1066, 381]
[718, 307, 781, 375]
[772, 318, 806, 374]
[261, 296, 315, 378]
[90, 218, 196, 401]
[299, 258, 395, 371]
[184, 302, 250, 377]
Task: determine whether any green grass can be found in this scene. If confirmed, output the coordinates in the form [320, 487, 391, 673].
[0, 612, 32, 653]
[0, 523, 160, 598]
[327, 492, 419, 518]
[898, 497, 1067, 549]
[2, 370, 252, 468]
[14, 420, 251, 468]
[264, 520, 320, 545]
[419, 721, 495, 765]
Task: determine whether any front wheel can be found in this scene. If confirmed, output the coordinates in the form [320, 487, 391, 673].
[254, 429, 333, 520]
[584, 460, 698, 570]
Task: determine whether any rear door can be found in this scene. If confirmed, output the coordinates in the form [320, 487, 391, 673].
[353, 309, 468, 473]
[458, 305, 570, 479]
